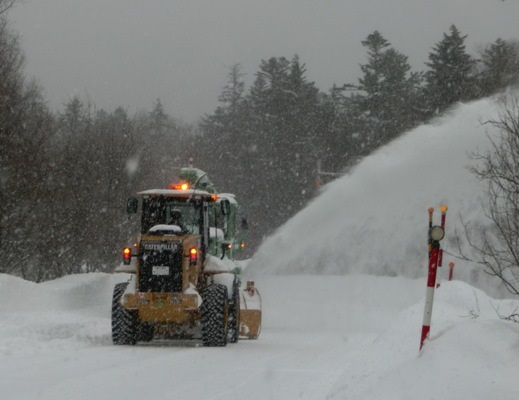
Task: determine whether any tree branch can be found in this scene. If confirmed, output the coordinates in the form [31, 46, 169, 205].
[0, 0, 17, 15]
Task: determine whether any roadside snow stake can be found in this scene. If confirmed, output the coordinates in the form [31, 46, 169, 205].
[420, 205, 448, 351]
[449, 262, 455, 281]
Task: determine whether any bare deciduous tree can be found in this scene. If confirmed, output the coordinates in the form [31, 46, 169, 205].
[0, 0, 17, 15]
[469, 93, 519, 295]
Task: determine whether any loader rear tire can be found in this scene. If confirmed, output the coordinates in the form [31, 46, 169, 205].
[227, 278, 240, 344]
[201, 284, 228, 347]
[112, 282, 137, 345]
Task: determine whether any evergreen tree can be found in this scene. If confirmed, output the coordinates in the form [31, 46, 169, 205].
[148, 98, 169, 135]
[236, 57, 294, 233]
[245, 56, 325, 235]
[344, 31, 422, 152]
[326, 87, 368, 170]
[199, 64, 247, 191]
[218, 63, 245, 115]
[358, 31, 391, 117]
[424, 25, 477, 115]
[131, 99, 190, 190]
[479, 38, 519, 96]
[201, 56, 328, 242]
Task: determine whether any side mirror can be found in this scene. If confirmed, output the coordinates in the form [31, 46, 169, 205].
[127, 197, 138, 214]
[220, 240, 232, 259]
[241, 217, 249, 230]
[220, 199, 230, 216]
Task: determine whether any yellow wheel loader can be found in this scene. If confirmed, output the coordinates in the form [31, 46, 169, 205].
[112, 168, 261, 346]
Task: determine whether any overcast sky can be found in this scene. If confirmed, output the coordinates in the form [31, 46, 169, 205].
[9, 0, 519, 122]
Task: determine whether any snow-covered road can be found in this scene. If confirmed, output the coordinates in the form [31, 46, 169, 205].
[0, 274, 411, 400]
[2, 272, 517, 400]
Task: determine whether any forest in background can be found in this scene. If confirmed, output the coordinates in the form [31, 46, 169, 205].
[1, 2, 519, 281]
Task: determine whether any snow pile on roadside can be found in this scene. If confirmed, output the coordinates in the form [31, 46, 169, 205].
[249, 96, 510, 297]
[327, 279, 519, 400]
[0, 273, 130, 355]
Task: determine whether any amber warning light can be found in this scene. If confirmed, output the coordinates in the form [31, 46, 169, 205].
[123, 247, 132, 265]
[168, 182, 190, 191]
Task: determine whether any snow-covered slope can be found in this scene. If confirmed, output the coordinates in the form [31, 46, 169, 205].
[248, 96, 509, 297]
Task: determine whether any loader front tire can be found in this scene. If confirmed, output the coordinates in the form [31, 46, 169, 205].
[112, 282, 137, 345]
[136, 323, 154, 342]
[201, 284, 228, 347]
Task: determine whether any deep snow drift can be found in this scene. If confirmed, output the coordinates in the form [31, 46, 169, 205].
[249, 96, 510, 297]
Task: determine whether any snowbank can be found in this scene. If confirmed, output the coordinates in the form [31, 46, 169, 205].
[0, 273, 130, 355]
[328, 280, 519, 400]
[248, 96, 512, 297]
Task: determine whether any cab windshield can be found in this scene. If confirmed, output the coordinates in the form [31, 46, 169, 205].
[141, 197, 201, 234]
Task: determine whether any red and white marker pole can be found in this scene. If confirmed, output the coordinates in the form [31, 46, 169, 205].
[420, 205, 448, 351]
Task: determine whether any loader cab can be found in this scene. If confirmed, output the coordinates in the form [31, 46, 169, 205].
[124, 186, 217, 264]
[207, 195, 240, 259]
[125, 177, 246, 261]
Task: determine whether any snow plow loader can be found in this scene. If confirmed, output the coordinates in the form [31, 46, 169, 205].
[112, 168, 261, 346]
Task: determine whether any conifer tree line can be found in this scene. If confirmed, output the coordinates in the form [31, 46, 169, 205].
[1, 6, 518, 281]
[198, 26, 519, 247]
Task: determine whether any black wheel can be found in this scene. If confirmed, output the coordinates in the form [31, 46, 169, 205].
[112, 282, 137, 345]
[227, 278, 240, 343]
[201, 284, 228, 347]
[136, 323, 154, 342]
